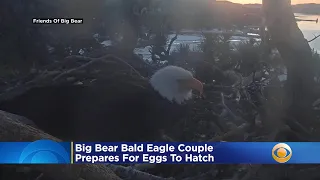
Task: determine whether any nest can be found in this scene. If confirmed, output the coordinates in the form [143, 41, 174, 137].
[0, 54, 318, 180]
[0, 54, 147, 102]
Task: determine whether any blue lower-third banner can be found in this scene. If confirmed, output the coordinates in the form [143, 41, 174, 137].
[2, 140, 320, 164]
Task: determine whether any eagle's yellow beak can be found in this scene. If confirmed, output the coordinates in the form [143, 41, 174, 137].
[178, 78, 203, 95]
[189, 77, 203, 95]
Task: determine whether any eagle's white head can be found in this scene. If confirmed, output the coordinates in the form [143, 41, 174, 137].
[150, 66, 203, 104]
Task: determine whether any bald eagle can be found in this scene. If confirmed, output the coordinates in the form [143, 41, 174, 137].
[0, 66, 203, 142]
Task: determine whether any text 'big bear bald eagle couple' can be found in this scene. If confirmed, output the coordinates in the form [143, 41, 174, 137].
[0, 66, 203, 142]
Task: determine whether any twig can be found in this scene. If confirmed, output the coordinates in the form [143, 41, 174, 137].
[0, 71, 61, 102]
[35, 173, 44, 180]
[53, 54, 145, 81]
[308, 34, 320, 42]
[166, 33, 178, 56]
[207, 123, 251, 142]
[220, 93, 241, 122]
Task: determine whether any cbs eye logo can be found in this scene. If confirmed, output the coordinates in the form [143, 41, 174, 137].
[19, 140, 70, 164]
[272, 143, 292, 163]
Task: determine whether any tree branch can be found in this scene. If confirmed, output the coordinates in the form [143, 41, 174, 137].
[166, 33, 178, 56]
[0, 110, 122, 180]
[308, 34, 320, 42]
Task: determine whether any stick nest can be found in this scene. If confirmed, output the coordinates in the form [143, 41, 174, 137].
[0, 54, 318, 180]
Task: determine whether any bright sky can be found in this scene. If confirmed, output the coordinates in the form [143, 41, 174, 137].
[227, 0, 320, 4]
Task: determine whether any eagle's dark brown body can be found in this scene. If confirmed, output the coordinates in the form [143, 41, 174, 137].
[0, 81, 187, 142]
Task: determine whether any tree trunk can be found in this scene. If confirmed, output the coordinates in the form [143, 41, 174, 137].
[262, 0, 315, 127]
